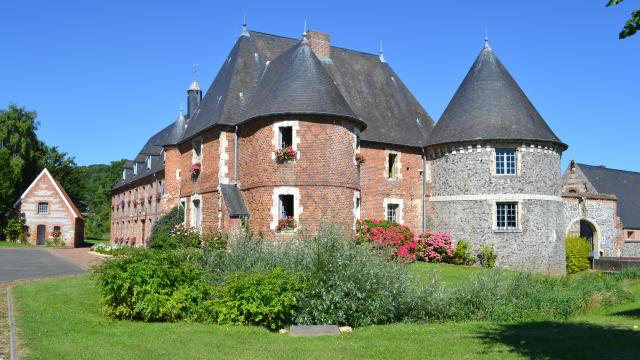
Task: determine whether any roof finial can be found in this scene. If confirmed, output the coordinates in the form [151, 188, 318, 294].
[179, 104, 184, 117]
[484, 28, 490, 49]
[302, 19, 308, 43]
[379, 41, 386, 63]
[241, 13, 249, 36]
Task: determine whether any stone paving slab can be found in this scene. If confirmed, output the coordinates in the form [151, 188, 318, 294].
[289, 325, 341, 336]
[0, 249, 85, 282]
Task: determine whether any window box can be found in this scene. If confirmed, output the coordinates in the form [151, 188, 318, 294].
[276, 217, 296, 232]
[191, 162, 202, 177]
[275, 146, 297, 163]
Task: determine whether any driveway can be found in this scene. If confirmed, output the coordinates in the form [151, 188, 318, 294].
[0, 249, 86, 282]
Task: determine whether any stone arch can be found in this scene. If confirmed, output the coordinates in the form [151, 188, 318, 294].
[565, 217, 602, 256]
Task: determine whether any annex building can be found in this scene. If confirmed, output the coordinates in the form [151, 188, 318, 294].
[111, 25, 638, 274]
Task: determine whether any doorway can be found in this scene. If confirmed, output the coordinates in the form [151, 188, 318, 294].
[36, 225, 46, 245]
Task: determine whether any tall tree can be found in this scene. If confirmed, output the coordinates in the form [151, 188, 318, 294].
[0, 104, 44, 215]
[608, 0, 640, 38]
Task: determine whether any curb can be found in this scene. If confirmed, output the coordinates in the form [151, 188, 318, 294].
[7, 287, 17, 360]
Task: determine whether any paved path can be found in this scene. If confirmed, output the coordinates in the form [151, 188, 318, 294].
[46, 247, 104, 270]
[0, 249, 86, 282]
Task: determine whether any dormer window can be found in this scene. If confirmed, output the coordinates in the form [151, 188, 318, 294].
[496, 149, 516, 175]
[133, 163, 138, 175]
[146, 156, 152, 169]
[122, 169, 126, 180]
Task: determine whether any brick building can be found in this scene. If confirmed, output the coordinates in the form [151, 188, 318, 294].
[111, 26, 636, 273]
[13, 168, 84, 247]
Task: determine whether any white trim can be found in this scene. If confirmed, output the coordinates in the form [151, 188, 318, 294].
[13, 168, 80, 218]
[190, 194, 202, 230]
[353, 190, 361, 227]
[272, 120, 300, 160]
[270, 187, 302, 230]
[383, 198, 404, 224]
[429, 194, 563, 202]
[218, 132, 229, 184]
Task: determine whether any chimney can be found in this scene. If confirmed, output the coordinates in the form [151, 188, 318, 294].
[187, 80, 202, 118]
[307, 30, 330, 59]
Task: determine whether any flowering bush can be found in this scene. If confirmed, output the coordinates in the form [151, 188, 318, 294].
[275, 146, 297, 163]
[191, 162, 202, 176]
[413, 232, 456, 263]
[356, 219, 415, 261]
[276, 217, 296, 231]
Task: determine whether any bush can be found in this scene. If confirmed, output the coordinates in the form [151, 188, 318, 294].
[566, 235, 591, 274]
[451, 240, 475, 265]
[209, 268, 305, 330]
[200, 229, 228, 251]
[478, 244, 497, 268]
[414, 232, 456, 263]
[148, 206, 185, 249]
[3, 215, 27, 243]
[94, 248, 211, 321]
[356, 219, 414, 261]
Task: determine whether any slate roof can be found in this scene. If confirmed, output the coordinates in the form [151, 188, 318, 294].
[578, 163, 640, 229]
[182, 31, 432, 145]
[220, 184, 249, 217]
[427, 42, 566, 149]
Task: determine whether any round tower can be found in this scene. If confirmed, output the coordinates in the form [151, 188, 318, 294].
[426, 40, 568, 274]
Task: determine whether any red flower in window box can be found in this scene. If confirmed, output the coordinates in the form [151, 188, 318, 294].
[275, 146, 297, 163]
[133, 199, 140, 207]
[276, 217, 296, 232]
[191, 162, 202, 176]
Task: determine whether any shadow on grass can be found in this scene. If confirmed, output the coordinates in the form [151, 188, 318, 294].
[479, 321, 640, 360]
[613, 308, 640, 319]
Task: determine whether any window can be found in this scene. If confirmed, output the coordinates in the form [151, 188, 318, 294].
[38, 202, 49, 214]
[192, 199, 201, 230]
[192, 138, 202, 163]
[279, 194, 294, 219]
[279, 126, 292, 149]
[146, 156, 152, 169]
[496, 149, 516, 175]
[386, 203, 399, 222]
[133, 163, 138, 175]
[354, 191, 361, 221]
[176, 169, 181, 180]
[387, 153, 398, 179]
[496, 202, 518, 230]
[122, 169, 126, 180]
[628, 231, 635, 239]
[53, 226, 60, 232]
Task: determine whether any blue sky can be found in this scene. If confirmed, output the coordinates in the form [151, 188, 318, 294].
[1, 0, 638, 171]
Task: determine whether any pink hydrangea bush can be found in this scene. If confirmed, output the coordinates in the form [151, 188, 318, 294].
[413, 232, 456, 263]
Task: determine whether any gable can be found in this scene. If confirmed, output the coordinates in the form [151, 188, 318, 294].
[14, 169, 82, 219]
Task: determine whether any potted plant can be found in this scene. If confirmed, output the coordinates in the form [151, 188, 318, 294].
[275, 146, 297, 163]
[276, 217, 296, 232]
[191, 162, 202, 177]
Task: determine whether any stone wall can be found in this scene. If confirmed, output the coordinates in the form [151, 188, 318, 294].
[561, 195, 620, 256]
[427, 142, 566, 274]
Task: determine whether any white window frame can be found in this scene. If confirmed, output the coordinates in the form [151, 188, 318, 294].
[179, 197, 188, 224]
[385, 150, 401, 180]
[192, 137, 203, 164]
[272, 121, 300, 160]
[270, 187, 302, 230]
[383, 198, 404, 224]
[176, 169, 181, 180]
[146, 156, 152, 169]
[495, 149, 517, 176]
[38, 202, 49, 215]
[353, 190, 361, 223]
[133, 163, 138, 175]
[190, 194, 202, 230]
[122, 169, 126, 180]
[495, 202, 519, 231]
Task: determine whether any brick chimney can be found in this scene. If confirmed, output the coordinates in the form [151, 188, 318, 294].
[307, 30, 330, 59]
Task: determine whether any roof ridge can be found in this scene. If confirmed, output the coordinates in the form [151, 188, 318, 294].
[578, 163, 640, 175]
[248, 30, 379, 58]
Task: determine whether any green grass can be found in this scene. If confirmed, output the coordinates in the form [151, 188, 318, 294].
[0, 241, 33, 248]
[83, 236, 109, 247]
[409, 262, 490, 285]
[12, 268, 640, 359]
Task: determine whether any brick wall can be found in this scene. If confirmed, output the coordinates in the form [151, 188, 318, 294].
[359, 142, 424, 233]
[19, 173, 79, 247]
[237, 116, 359, 238]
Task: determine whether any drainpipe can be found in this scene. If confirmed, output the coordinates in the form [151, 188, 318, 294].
[234, 126, 239, 185]
[421, 148, 427, 232]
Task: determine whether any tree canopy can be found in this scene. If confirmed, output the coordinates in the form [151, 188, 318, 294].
[607, 0, 640, 38]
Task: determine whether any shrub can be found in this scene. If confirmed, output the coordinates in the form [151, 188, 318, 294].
[3, 215, 27, 243]
[94, 248, 211, 321]
[209, 268, 305, 330]
[200, 229, 228, 251]
[478, 244, 497, 268]
[356, 219, 415, 261]
[414, 232, 456, 263]
[566, 235, 591, 274]
[451, 240, 475, 265]
[148, 206, 192, 250]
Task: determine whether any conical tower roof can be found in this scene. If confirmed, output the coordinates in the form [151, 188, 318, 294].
[427, 42, 566, 149]
[242, 39, 365, 128]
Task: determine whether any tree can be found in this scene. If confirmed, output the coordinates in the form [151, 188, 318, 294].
[607, 0, 640, 38]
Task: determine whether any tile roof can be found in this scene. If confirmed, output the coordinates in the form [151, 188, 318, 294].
[220, 184, 249, 217]
[577, 163, 640, 229]
[427, 42, 566, 149]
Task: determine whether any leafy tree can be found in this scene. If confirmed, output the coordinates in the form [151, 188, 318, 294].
[607, 0, 640, 38]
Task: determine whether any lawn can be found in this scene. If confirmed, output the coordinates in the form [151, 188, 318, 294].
[0, 241, 33, 248]
[12, 265, 640, 359]
[83, 236, 109, 247]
